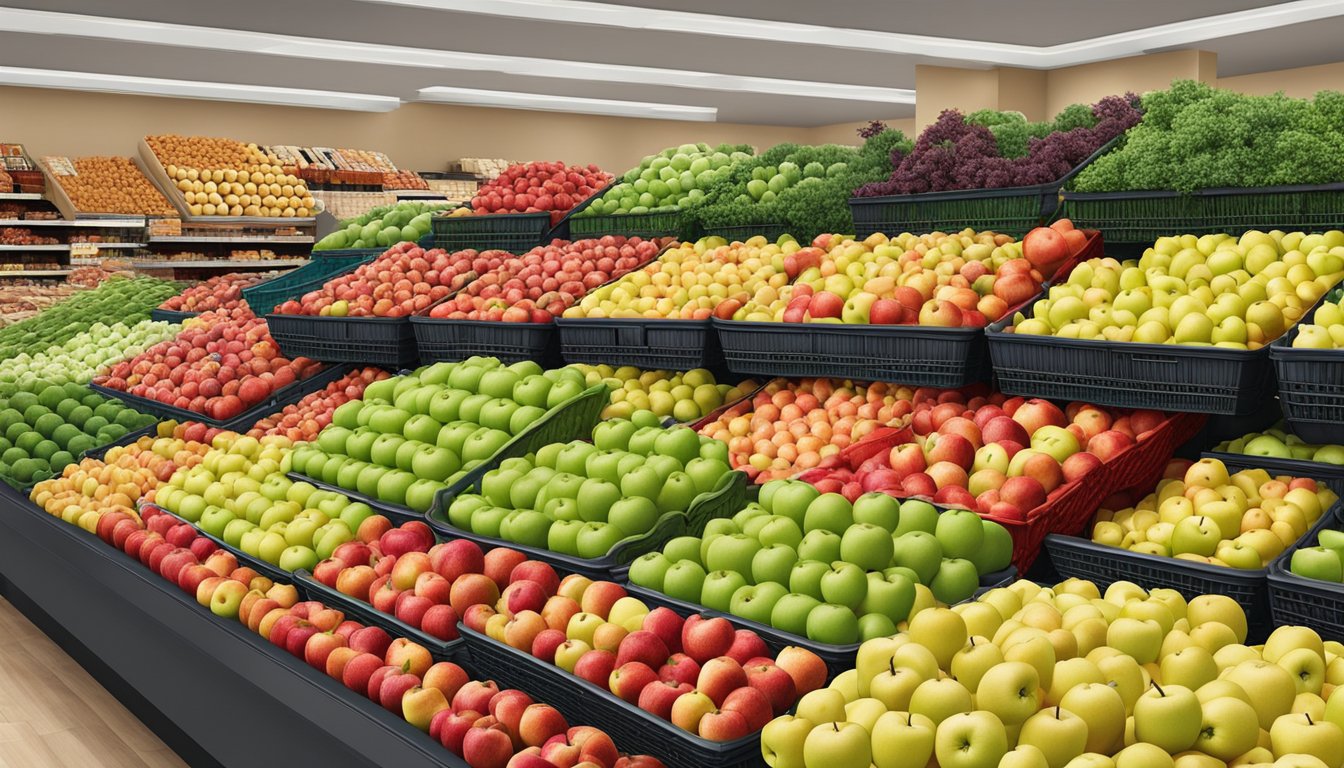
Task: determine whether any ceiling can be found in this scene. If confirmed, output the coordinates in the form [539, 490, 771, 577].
[0, 0, 1340, 125]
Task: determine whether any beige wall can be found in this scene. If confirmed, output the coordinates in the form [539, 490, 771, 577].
[0, 86, 826, 173]
[916, 66, 1003, 129]
[807, 118, 917, 146]
[1218, 61, 1344, 97]
[1044, 50, 1217, 116]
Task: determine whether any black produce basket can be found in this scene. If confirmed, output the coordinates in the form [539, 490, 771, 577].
[556, 318, 721, 371]
[241, 252, 379, 315]
[150, 308, 198, 322]
[615, 566, 1016, 678]
[267, 314, 420, 369]
[566, 209, 697, 241]
[714, 318, 991, 388]
[410, 316, 560, 367]
[427, 469, 747, 580]
[430, 211, 552, 253]
[293, 569, 468, 662]
[89, 363, 354, 431]
[1201, 449, 1344, 495]
[1268, 507, 1344, 637]
[1061, 182, 1344, 244]
[1271, 296, 1344, 444]
[457, 625, 763, 768]
[848, 136, 1120, 238]
[80, 424, 158, 461]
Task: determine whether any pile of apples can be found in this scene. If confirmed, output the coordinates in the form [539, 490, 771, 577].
[158, 272, 276, 315]
[96, 309, 321, 422]
[148, 432, 396, 574]
[473, 571, 826, 742]
[1293, 291, 1344, 348]
[469, 161, 613, 226]
[289, 358, 592, 513]
[272, 242, 487, 317]
[762, 578, 1344, 768]
[562, 236, 794, 320]
[245, 366, 389, 443]
[736, 224, 1087, 327]
[1090, 457, 1338, 569]
[570, 364, 755, 423]
[1008, 230, 1344, 348]
[696, 377, 916, 481]
[443, 414, 736, 559]
[629, 481, 1012, 643]
[0, 317, 181, 388]
[424, 237, 661, 322]
[798, 390, 1169, 520]
[1215, 425, 1344, 466]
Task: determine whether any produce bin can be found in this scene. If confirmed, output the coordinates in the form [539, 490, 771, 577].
[1061, 182, 1344, 244]
[556, 317, 722, 371]
[458, 624, 764, 768]
[241, 252, 380, 315]
[80, 424, 159, 461]
[149, 308, 198, 323]
[430, 211, 552, 253]
[409, 316, 561, 367]
[848, 137, 1120, 237]
[266, 313, 421, 369]
[146, 504, 293, 584]
[566, 208, 696, 241]
[1200, 449, 1344, 495]
[427, 469, 747, 580]
[293, 569, 468, 662]
[1268, 507, 1344, 637]
[1271, 297, 1344, 443]
[90, 363, 353, 432]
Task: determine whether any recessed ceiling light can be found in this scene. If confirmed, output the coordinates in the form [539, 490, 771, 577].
[417, 86, 717, 121]
[0, 64, 401, 111]
[0, 8, 915, 105]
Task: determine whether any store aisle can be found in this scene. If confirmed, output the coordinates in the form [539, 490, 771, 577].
[0, 597, 188, 768]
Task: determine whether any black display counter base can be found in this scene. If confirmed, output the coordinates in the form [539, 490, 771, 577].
[0, 485, 464, 768]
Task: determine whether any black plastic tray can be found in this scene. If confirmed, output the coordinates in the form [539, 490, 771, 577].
[89, 363, 354, 431]
[426, 469, 747, 580]
[410, 316, 560, 367]
[150, 308, 198, 322]
[849, 136, 1120, 237]
[565, 208, 697, 241]
[1271, 297, 1344, 443]
[1061, 182, 1344, 244]
[556, 318, 721, 371]
[714, 317, 992, 388]
[430, 211, 552, 253]
[267, 313, 421, 369]
[1268, 507, 1344, 638]
[293, 568, 468, 662]
[458, 624, 762, 768]
[615, 566, 1016, 677]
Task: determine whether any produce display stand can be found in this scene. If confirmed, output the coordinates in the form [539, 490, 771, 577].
[1271, 293, 1344, 443]
[88, 363, 356, 431]
[458, 624, 763, 768]
[847, 137, 1120, 237]
[556, 190, 698, 241]
[149, 307, 200, 322]
[701, 223, 794, 244]
[0, 484, 468, 768]
[1267, 507, 1344, 637]
[713, 233, 1102, 387]
[1046, 497, 1344, 641]
[429, 211, 553, 252]
[1061, 182, 1344, 244]
[426, 469, 748, 580]
[241, 252, 380, 314]
[266, 313, 423, 369]
[149, 503, 293, 585]
[556, 317, 724, 371]
[293, 569, 469, 662]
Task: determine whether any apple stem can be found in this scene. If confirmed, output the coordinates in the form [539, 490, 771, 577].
[833, 722, 840, 732]
[1307, 713, 1315, 725]
[1055, 705, 1061, 719]
[889, 658, 896, 674]
[1151, 681, 1165, 696]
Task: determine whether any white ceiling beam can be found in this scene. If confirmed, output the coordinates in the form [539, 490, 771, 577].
[417, 86, 717, 120]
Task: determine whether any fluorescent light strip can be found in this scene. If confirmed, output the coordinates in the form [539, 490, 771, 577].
[0, 8, 914, 105]
[0, 65, 401, 111]
[418, 86, 716, 121]
[362, 0, 1344, 68]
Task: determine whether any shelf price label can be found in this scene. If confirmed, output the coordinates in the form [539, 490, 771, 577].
[70, 243, 100, 257]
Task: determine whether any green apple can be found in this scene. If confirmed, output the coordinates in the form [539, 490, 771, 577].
[626, 426, 662, 456]
[700, 570, 748, 612]
[436, 422, 478, 454]
[1133, 683, 1200, 753]
[797, 529, 842, 563]
[891, 531, 942, 584]
[663, 535, 702, 566]
[509, 467, 554, 509]
[1170, 516, 1221, 557]
[804, 493, 854, 534]
[752, 543, 799, 586]
[894, 500, 939, 535]
[619, 465, 663, 502]
[771, 592, 821, 637]
[684, 457, 731, 495]
[852, 493, 900, 532]
[1292, 546, 1343, 583]
[788, 559, 830, 600]
[577, 478, 622, 522]
[470, 506, 509, 538]
[592, 420, 638, 451]
[840, 523, 895, 571]
[576, 521, 624, 558]
[461, 427, 511, 463]
[628, 552, 673, 590]
[278, 545, 319, 572]
[512, 374, 552, 408]
[729, 582, 787, 625]
[930, 558, 979, 605]
[555, 441, 598, 476]
[819, 561, 867, 610]
[608, 497, 660, 536]
[1018, 706, 1086, 768]
[661, 560, 707, 603]
[546, 519, 583, 555]
[933, 711, 1009, 768]
[803, 721, 870, 768]
[653, 427, 701, 467]
[859, 570, 915, 624]
[871, 711, 935, 768]
[199, 506, 236, 538]
[655, 472, 699, 513]
[970, 521, 1014, 575]
[758, 516, 805, 550]
[976, 661, 1041, 727]
[705, 534, 762, 577]
[857, 613, 898, 640]
[765, 480, 819, 526]
[761, 714, 813, 768]
[806, 603, 859, 645]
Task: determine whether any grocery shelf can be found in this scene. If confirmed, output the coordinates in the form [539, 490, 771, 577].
[0, 217, 144, 227]
[130, 259, 309, 270]
[70, 242, 145, 249]
[0, 243, 69, 250]
[0, 485, 468, 768]
[0, 269, 73, 277]
[0, 192, 43, 200]
[147, 235, 315, 245]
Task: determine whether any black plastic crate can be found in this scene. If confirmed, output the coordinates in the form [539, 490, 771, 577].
[293, 569, 468, 662]
[427, 470, 747, 580]
[89, 363, 354, 431]
[458, 624, 763, 768]
[81, 424, 158, 462]
[556, 318, 721, 371]
[849, 136, 1120, 238]
[410, 316, 560, 367]
[987, 317, 1276, 415]
[1268, 507, 1344, 638]
[567, 209, 696, 241]
[266, 314, 420, 369]
[150, 308, 198, 323]
[430, 212, 551, 253]
[1272, 300, 1344, 443]
[1061, 183, 1344, 244]
[714, 318, 992, 388]
[241, 252, 379, 315]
